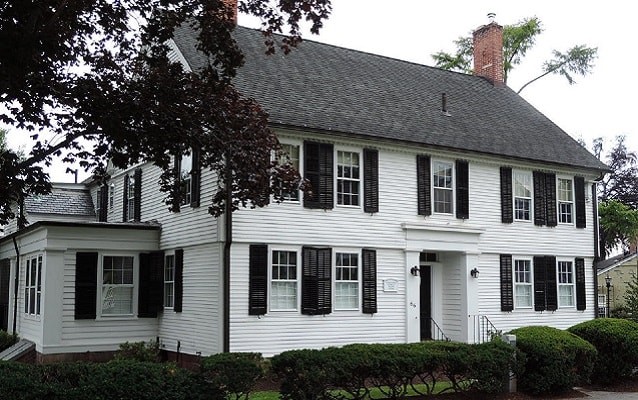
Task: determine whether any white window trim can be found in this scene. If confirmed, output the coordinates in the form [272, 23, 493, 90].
[163, 252, 176, 309]
[513, 256, 533, 310]
[431, 159, 455, 215]
[97, 253, 138, 319]
[179, 150, 194, 207]
[126, 175, 136, 222]
[333, 248, 361, 311]
[278, 141, 303, 203]
[557, 258, 576, 308]
[23, 253, 43, 318]
[557, 176, 574, 225]
[335, 146, 362, 208]
[268, 246, 301, 312]
[109, 183, 115, 210]
[513, 170, 533, 222]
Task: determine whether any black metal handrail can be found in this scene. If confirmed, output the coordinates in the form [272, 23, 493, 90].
[429, 318, 450, 341]
[471, 314, 501, 344]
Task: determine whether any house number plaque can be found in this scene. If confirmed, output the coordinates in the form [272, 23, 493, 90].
[383, 278, 398, 292]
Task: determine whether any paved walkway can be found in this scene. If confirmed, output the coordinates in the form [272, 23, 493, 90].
[574, 388, 638, 399]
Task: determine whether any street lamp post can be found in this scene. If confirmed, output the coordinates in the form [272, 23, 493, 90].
[605, 275, 612, 318]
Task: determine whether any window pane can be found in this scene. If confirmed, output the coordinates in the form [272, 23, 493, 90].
[514, 173, 531, 197]
[337, 151, 361, 206]
[559, 285, 574, 306]
[433, 188, 453, 213]
[515, 285, 532, 307]
[271, 251, 298, 311]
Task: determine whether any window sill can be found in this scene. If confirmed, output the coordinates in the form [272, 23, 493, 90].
[23, 314, 41, 322]
[268, 309, 299, 313]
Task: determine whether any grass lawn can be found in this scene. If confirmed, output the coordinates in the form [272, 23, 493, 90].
[250, 382, 456, 399]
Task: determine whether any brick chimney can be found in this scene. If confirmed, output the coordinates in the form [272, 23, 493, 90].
[472, 13, 504, 86]
[222, 0, 238, 24]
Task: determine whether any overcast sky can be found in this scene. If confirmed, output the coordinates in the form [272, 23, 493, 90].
[8, 0, 636, 182]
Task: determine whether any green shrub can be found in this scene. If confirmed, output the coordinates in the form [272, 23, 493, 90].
[511, 326, 596, 395]
[0, 361, 45, 400]
[569, 318, 638, 384]
[200, 352, 263, 400]
[114, 340, 160, 362]
[0, 330, 18, 352]
[271, 349, 331, 400]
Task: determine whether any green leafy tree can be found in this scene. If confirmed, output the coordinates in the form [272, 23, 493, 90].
[432, 17, 597, 93]
[599, 200, 638, 258]
[624, 275, 638, 322]
[0, 0, 332, 227]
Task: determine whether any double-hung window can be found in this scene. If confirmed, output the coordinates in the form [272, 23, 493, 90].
[180, 152, 193, 205]
[126, 176, 136, 221]
[109, 183, 114, 209]
[557, 178, 574, 224]
[101, 255, 134, 315]
[513, 171, 532, 221]
[335, 252, 359, 310]
[432, 160, 453, 214]
[558, 260, 575, 307]
[514, 259, 532, 308]
[279, 144, 300, 201]
[270, 250, 298, 311]
[337, 150, 360, 206]
[24, 254, 42, 316]
[164, 254, 175, 308]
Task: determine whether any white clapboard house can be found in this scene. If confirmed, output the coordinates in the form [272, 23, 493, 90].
[0, 19, 608, 363]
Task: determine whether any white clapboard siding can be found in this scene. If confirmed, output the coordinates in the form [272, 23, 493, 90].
[229, 243, 406, 357]
[158, 243, 223, 356]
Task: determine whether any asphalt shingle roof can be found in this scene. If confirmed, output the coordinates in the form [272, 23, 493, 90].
[173, 25, 607, 172]
[25, 186, 95, 217]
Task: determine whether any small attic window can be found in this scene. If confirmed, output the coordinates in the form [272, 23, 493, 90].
[441, 93, 451, 117]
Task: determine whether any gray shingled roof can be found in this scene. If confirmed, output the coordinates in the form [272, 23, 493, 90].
[25, 186, 95, 217]
[173, 25, 607, 172]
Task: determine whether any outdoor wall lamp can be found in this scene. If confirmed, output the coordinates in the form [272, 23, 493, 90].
[470, 268, 480, 278]
[410, 266, 420, 276]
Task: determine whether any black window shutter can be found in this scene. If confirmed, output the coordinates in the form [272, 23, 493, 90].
[533, 171, 547, 226]
[500, 254, 514, 312]
[303, 142, 334, 209]
[191, 148, 201, 208]
[500, 167, 513, 223]
[545, 173, 557, 227]
[75, 252, 98, 320]
[248, 244, 268, 315]
[122, 174, 129, 222]
[172, 155, 181, 213]
[98, 185, 108, 222]
[575, 258, 586, 310]
[362, 249, 377, 314]
[416, 155, 431, 216]
[575, 176, 586, 228]
[456, 160, 469, 219]
[174, 249, 184, 312]
[545, 256, 558, 311]
[133, 168, 142, 222]
[302, 247, 332, 315]
[533, 256, 547, 311]
[363, 149, 379, 213]
[138, 251, 164, 318]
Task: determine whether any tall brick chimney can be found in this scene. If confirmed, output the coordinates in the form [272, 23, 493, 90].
[222, 0, 238, 24]
[472, 13, 504, 86]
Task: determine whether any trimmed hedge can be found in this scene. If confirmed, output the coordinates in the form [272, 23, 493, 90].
[569, 318, 638, 384]
[271, 340, 517, 400]
[511, 326, 596, 395]
[0, 330, 17, 352]
[200, 352, 263, 400]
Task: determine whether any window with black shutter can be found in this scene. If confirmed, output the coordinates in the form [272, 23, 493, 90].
[362, 249, 377, 314]
[302, 247, 331, 315]
[500, 167, 513, 223]
[191, 148, 201, 208]
[574, 176, 586, 228]
[533, 256, 557, 312]
[545, 173, 557, 227]
[416, 155, 431, 216]
[304, 142, 334, 209]
[173, 249, 183, 312]
[138, 251, 164, 318]
[133, 168, 142, 221]
[533, 172, 547, 226]
[248, 244, 268, 315]
[75, 252, 98, 320]
[98, 185, 109, 222]
[122, 175, 129, 222]
[500, 254, 514, 311]
[456, 160, 469, 219]
[363, 149, 379, 213]
[575, 258, 586, 310]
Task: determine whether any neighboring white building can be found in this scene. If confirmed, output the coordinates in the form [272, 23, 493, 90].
[0, 20, 607, 363]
